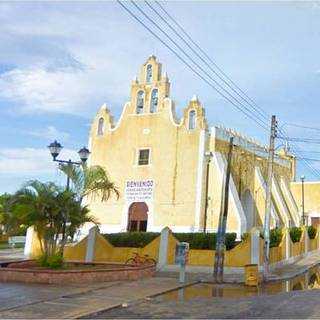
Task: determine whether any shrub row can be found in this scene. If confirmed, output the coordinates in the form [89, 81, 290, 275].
[289, 227, 303, 243]
[269, 228, 283, 248]
[173, 232, 237, 250]
[103, 232, 237, 250]
[103, 232, 160, 248]
[308, 225, 317, 239]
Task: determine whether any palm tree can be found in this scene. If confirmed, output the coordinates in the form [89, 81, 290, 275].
[59, 164, 119, 203]
[14, 180, 95, 256]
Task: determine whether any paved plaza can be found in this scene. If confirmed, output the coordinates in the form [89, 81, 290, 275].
[1, 250, 320, 318]
[91, 288, 320, 319]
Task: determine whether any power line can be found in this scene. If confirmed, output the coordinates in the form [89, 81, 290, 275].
[154, 0, 270, 122]
[145, 0, 269, 124]
[118, 1, 320, 179]
[129, 1, 269, 131]
[283, 122, 320, 132]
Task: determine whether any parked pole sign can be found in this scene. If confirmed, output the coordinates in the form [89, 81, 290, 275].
[175, 242, 189, 283]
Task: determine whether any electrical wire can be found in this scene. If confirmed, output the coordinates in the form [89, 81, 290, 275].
[117, 0, 320, 179]
[129, 1, 269, 131]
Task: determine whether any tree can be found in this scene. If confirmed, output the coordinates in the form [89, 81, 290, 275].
[59, 164, 119, 203]
[0, 193, 27, 236]
[13, 180, 95, 257]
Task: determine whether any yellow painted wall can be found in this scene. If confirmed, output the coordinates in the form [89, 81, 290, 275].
[85, 56, 296, 237]
[64, 237, 87, 261]
[291, 182, 320, 214]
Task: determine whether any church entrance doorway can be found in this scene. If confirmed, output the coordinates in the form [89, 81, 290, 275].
[127, 202, 148, 232]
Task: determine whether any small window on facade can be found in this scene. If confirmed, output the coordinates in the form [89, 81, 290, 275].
[188, 110, 196, 130]
[138, 149, 150, 165]
[136, 91, 144, 114]
[146, 64, 152, 83]
[97, 117, 104, 135]
[150, 89, 158, 113]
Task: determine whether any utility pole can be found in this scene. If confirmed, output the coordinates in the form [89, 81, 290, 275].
[213, 137, 234, 283]
[263, 115, 277, 280]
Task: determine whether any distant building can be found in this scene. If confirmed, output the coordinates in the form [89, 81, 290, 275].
[291, 181, 320, 227]
[85, 56, 300, 238]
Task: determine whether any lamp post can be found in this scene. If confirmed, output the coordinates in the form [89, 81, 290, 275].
[204, 151, 213, 233]
[301, 175, 305, 226]
[47, 140, 90, 190]
[48, 140, 90, 249]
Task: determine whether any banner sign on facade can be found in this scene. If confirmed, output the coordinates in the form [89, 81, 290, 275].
[125, 180, 154, 202]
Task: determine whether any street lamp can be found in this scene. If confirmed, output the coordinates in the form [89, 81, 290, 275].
[301, 175, 305, 226]
[48, 140, 90, 246]
[48, 140, 90, 189]
[204, 151, 213, 233]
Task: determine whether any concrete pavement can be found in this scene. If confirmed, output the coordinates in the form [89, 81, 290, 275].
[0, 277, 195, 319]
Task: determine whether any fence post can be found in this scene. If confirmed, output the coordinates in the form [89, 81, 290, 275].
[85, 226, 99, 263]
[250, 228, 260, 265]
[157, 227, 170, 270]
[24, 226, 34, 257]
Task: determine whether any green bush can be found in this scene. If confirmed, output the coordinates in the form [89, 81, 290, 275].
[289, 227, 303, 243]
[37, 253, 64, 269]
[241, 232, 249, 242]
[269, 228, 283, 248]
[104, 232, 160, 248]
[308, 226, 317, 239]
[173, 232, 237, 250]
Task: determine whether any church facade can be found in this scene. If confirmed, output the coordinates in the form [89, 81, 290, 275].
[85, 56, 300, 238]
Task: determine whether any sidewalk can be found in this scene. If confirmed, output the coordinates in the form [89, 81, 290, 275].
[0, 277, 195, 319]
[267, 250, 320, 281]
[158, 250, 320, 283]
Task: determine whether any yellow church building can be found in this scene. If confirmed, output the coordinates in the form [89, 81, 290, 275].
[85, 56, 301, 238]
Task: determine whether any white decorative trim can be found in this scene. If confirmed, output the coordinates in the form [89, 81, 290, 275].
[213, 151, 246, 238]
[110, 102, 130, 132]
[291, 181, 320, 185]
[194, 129, 206, 231]
[272, 177, 290, 227]
[85, 227, 98, 263]
[280, 177, 299, 226]
[166, 98, 183, 127]
[255, 166, 280, 227]
[24, 227, 34, 257]
[157, 227, 169, 270]
[212, 126, 291, 168]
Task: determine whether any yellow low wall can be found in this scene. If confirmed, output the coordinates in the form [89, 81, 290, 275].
[28, 226, 320, 268]
[65, 233, 160, 264]
[168, 232, 251, 267]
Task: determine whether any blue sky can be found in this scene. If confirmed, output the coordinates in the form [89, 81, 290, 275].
[1, 1, 320, 193]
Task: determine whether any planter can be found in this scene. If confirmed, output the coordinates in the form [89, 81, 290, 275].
[0, 260, 155, 284]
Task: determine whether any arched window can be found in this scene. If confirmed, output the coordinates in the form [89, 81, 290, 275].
[150, 89, 158, 113]
[188, 110, 196, 130]
[136, 91, 144, 114]
[97, 117, 104, 135]
[146, 64, 152, 83]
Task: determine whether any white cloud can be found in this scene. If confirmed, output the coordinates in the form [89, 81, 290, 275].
[26, 125, 70, 141]
[0, 147, 77, 175]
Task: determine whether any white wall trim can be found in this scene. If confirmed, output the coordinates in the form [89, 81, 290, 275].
[110, 102, 130, 132]
[280, 177, 299, 226]
[194, 129, 206, 231]
[213, 151, 246, 237]
[255, 166, 280, 227]
[272, 177, 290, 227]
